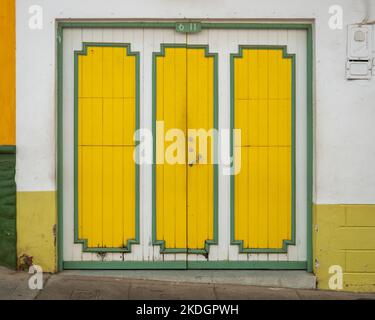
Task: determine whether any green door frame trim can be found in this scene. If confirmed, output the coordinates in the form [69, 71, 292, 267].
[230, 45, 296, 253]
[73, 43, 140, 253]
[63, 260, 307, 270]
[151, 44, 219, 254]
[57, 21, 313, 272]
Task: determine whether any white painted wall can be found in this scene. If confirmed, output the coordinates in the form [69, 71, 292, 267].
[16, 0, 375, 203]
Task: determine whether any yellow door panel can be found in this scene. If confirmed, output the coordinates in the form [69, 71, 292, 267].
[155, 47, 187, 251]
[154, 46, 216, 252]
[77, 44, 138, 251]
[233, 47, 294, 252]
[79, 47, 103, 98]
[187, 48, 215, 250]
[79, 98, 103, 146]
[79, 146, 103, 247]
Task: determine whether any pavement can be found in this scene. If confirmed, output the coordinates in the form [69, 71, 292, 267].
[1, 266, 375, 300]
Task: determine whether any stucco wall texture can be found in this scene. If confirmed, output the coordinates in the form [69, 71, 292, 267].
[10, 0, 375, 291]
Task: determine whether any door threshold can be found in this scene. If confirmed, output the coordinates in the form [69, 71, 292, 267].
[61, 269, 316, 290]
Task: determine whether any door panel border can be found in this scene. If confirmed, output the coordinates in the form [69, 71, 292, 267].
[230, 45, 296, 253]
[57, 22, 313, 271]
[73, 42, 141, 253]
[151, 43, 219, 254]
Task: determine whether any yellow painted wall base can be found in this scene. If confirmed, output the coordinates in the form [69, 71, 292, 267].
[17, 192, 57, 272]
[314, 204, 375, 292]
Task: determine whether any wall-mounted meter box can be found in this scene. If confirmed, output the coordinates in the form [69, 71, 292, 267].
[346, 24, 373, 79]
[346, 60, 372, 79]
[347, 25, 372, 60]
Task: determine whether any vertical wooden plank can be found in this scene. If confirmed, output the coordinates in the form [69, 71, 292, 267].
[123, 146, 136, 245]
[248, 49, 259, 100]
[258, 147, 269, 248]
[91, 146, 103, 248]
[102, 146, 113, 247]
[196, 49, 210, 250]
[258, 49, 268, 100]
[258, 99, 269, 146]
[236, 100, 249, 147]
[78, 145, 83, 239]
[248, 146, 259, 248]
[268, 48, 279, 250]
[102, 46, 114, 98]
[248, 100, 259, 146]
[81, 47, 103, 97]
[268, 146, 279, 248]
[62, 28, 84, 261]
[101, 31, 116, 255]
[112, 146, 124, 248]
[111, 99, 124, 146]
[124, 49, 136, 98]
[123, 98, 136, 145]
[155, 55, 165, 247]
[79, 97, 102, 146]
[234, 49, 248, 100]
[295, 29, 308, 262]
[112, 47, 125, 98]
[187, 48, 198, 249]
[102, 98, 114, 146]
[238, 147, 249, 247]
[279, 97, 292, 146]
[174, 48, 187, 249]
[81, 147, 92, 245]
[162, 48, 177, 249]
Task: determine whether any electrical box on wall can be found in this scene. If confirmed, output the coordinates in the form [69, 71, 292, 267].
[346, 25, 373, 80]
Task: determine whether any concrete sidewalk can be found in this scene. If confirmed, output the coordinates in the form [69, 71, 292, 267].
[1, 267, 375, 300]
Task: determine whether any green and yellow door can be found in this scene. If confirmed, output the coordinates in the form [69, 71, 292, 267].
[62, 26, 308, 269]
[153, 44, 218, 259]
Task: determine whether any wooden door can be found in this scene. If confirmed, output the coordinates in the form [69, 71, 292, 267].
[153, 45, 218, 256]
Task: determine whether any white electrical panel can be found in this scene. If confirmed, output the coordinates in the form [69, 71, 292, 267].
[346, 60, 372, 79]
[346, 24, 373, 79]
[347, 25, 372, 60]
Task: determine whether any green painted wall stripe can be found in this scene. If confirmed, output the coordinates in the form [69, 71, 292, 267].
[63, 260, 307, 270]
[230, 45, 296, 253]
[0, 145, 16, 154]
[73, 43, 140, 253]
[151, 44, 219, 254]
[0, 148, 16, 268]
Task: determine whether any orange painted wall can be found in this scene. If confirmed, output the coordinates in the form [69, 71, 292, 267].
[0, 0, 15, 145]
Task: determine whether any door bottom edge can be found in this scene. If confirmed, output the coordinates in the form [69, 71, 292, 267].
[62, 261, 307, 270]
